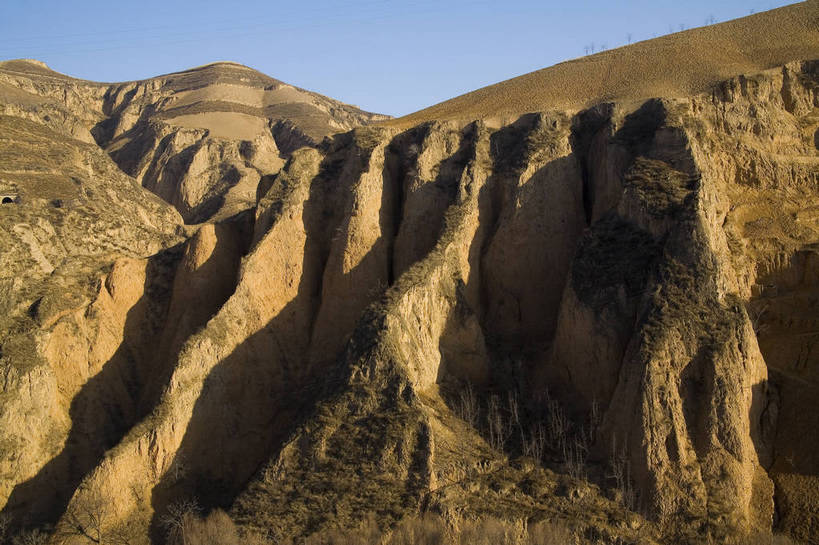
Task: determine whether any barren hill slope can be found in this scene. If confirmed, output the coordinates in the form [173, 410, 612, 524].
[1, 5, 819, 545]
[390, 1, 819, 127]
[0, 60, 388, 222]
[41, 60, 819, 545]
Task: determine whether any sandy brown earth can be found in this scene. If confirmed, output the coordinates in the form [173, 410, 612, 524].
[390, 1, 819, 127]
[0, 4, 818, 545]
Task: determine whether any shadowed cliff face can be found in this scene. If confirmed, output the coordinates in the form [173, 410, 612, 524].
[1, 53, 819, 545]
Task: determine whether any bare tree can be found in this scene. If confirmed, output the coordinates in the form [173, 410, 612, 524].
[507, 391, 523, 442]
[607, 434, 637, 511]
[161, 498, 200, 545]
[59, 486, 108, 544]
[545, 398, 567, 454]
[565, 435, 588, 481]
[456, 382, 479, 428]
[522, 422, 546, 461]
[486, 395, 512, 452]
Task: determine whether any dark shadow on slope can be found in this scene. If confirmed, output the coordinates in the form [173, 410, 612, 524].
[2, 246, 183, 531]
[478, 155, 584, 351]
[137, 214, 252, 416]
[270, 119, 316, 156]
[91, 100, 155, 153]
[745, 252, 819, 538]
[392, 123, 476, 279]
[307, 133, 402, 366]
[146, 134, 400, 540]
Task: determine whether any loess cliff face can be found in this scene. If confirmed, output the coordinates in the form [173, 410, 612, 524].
[0, 58, 812, 545]
[1, 29, 819, 545]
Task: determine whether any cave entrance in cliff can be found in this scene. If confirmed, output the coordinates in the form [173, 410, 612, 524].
[1, 196, 15, 204]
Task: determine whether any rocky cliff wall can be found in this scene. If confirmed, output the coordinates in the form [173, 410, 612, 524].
[0, 60, 817, 545]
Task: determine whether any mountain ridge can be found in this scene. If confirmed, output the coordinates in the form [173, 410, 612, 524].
[0, 58, 389, 223]
[389, 1, 819, 127]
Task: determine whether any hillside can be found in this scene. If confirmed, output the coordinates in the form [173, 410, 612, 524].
[0, 60, 388, 222]
[390, 1, 819, 127]
[0, 4, 818, 545]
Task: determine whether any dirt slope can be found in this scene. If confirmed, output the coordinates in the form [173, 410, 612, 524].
[390, 1, 819, 127]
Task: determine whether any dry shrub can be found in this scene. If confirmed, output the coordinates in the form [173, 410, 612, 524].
[304, 515, 382, 545]
[179, 512, 575, 545]
[10, 529, 48, 545]
[526, 521, 575, 545]
[742, 532, 800, 545]
[174, 508, 271, 545]
[184, 509, 240, 545]
[388, 515, 448, 545]
[457, 517, 521, 545]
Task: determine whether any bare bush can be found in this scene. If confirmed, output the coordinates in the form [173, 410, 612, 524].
[456, 382, 479, 428]
[11, 529, 48, 545]
[304, 514, 381, 545]
[161, 508, 272, 545]
[296, 515, 576, 545]
[507, 392, 523, 442]
[457, 517, 520, 545]
[742, 531, 799, 545]
[522, 421, 546, 462]
[57, 485, 110, 545]
[487, 395, 512, 451]
[527, 520, 576, 545]
[564, 436, 588, 481]
[389, 515, 447, 545]
[545, 398, 567, 454]
[607, 436, 637, 511]
[184, 510, 240, 545]
[0, 513, 11, 545]
[161, 498, 200, 545]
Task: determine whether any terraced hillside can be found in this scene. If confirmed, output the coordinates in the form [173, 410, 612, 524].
[0, 60, 387, 222]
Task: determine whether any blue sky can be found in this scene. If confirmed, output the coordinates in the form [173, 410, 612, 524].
[0, 0, 799, 116]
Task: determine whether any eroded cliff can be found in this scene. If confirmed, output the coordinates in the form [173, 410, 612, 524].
[1, 24, 818, 545]
[0, 59, 801, 545]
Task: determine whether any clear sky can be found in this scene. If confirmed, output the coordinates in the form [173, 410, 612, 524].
[0, 0, 800, 117]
